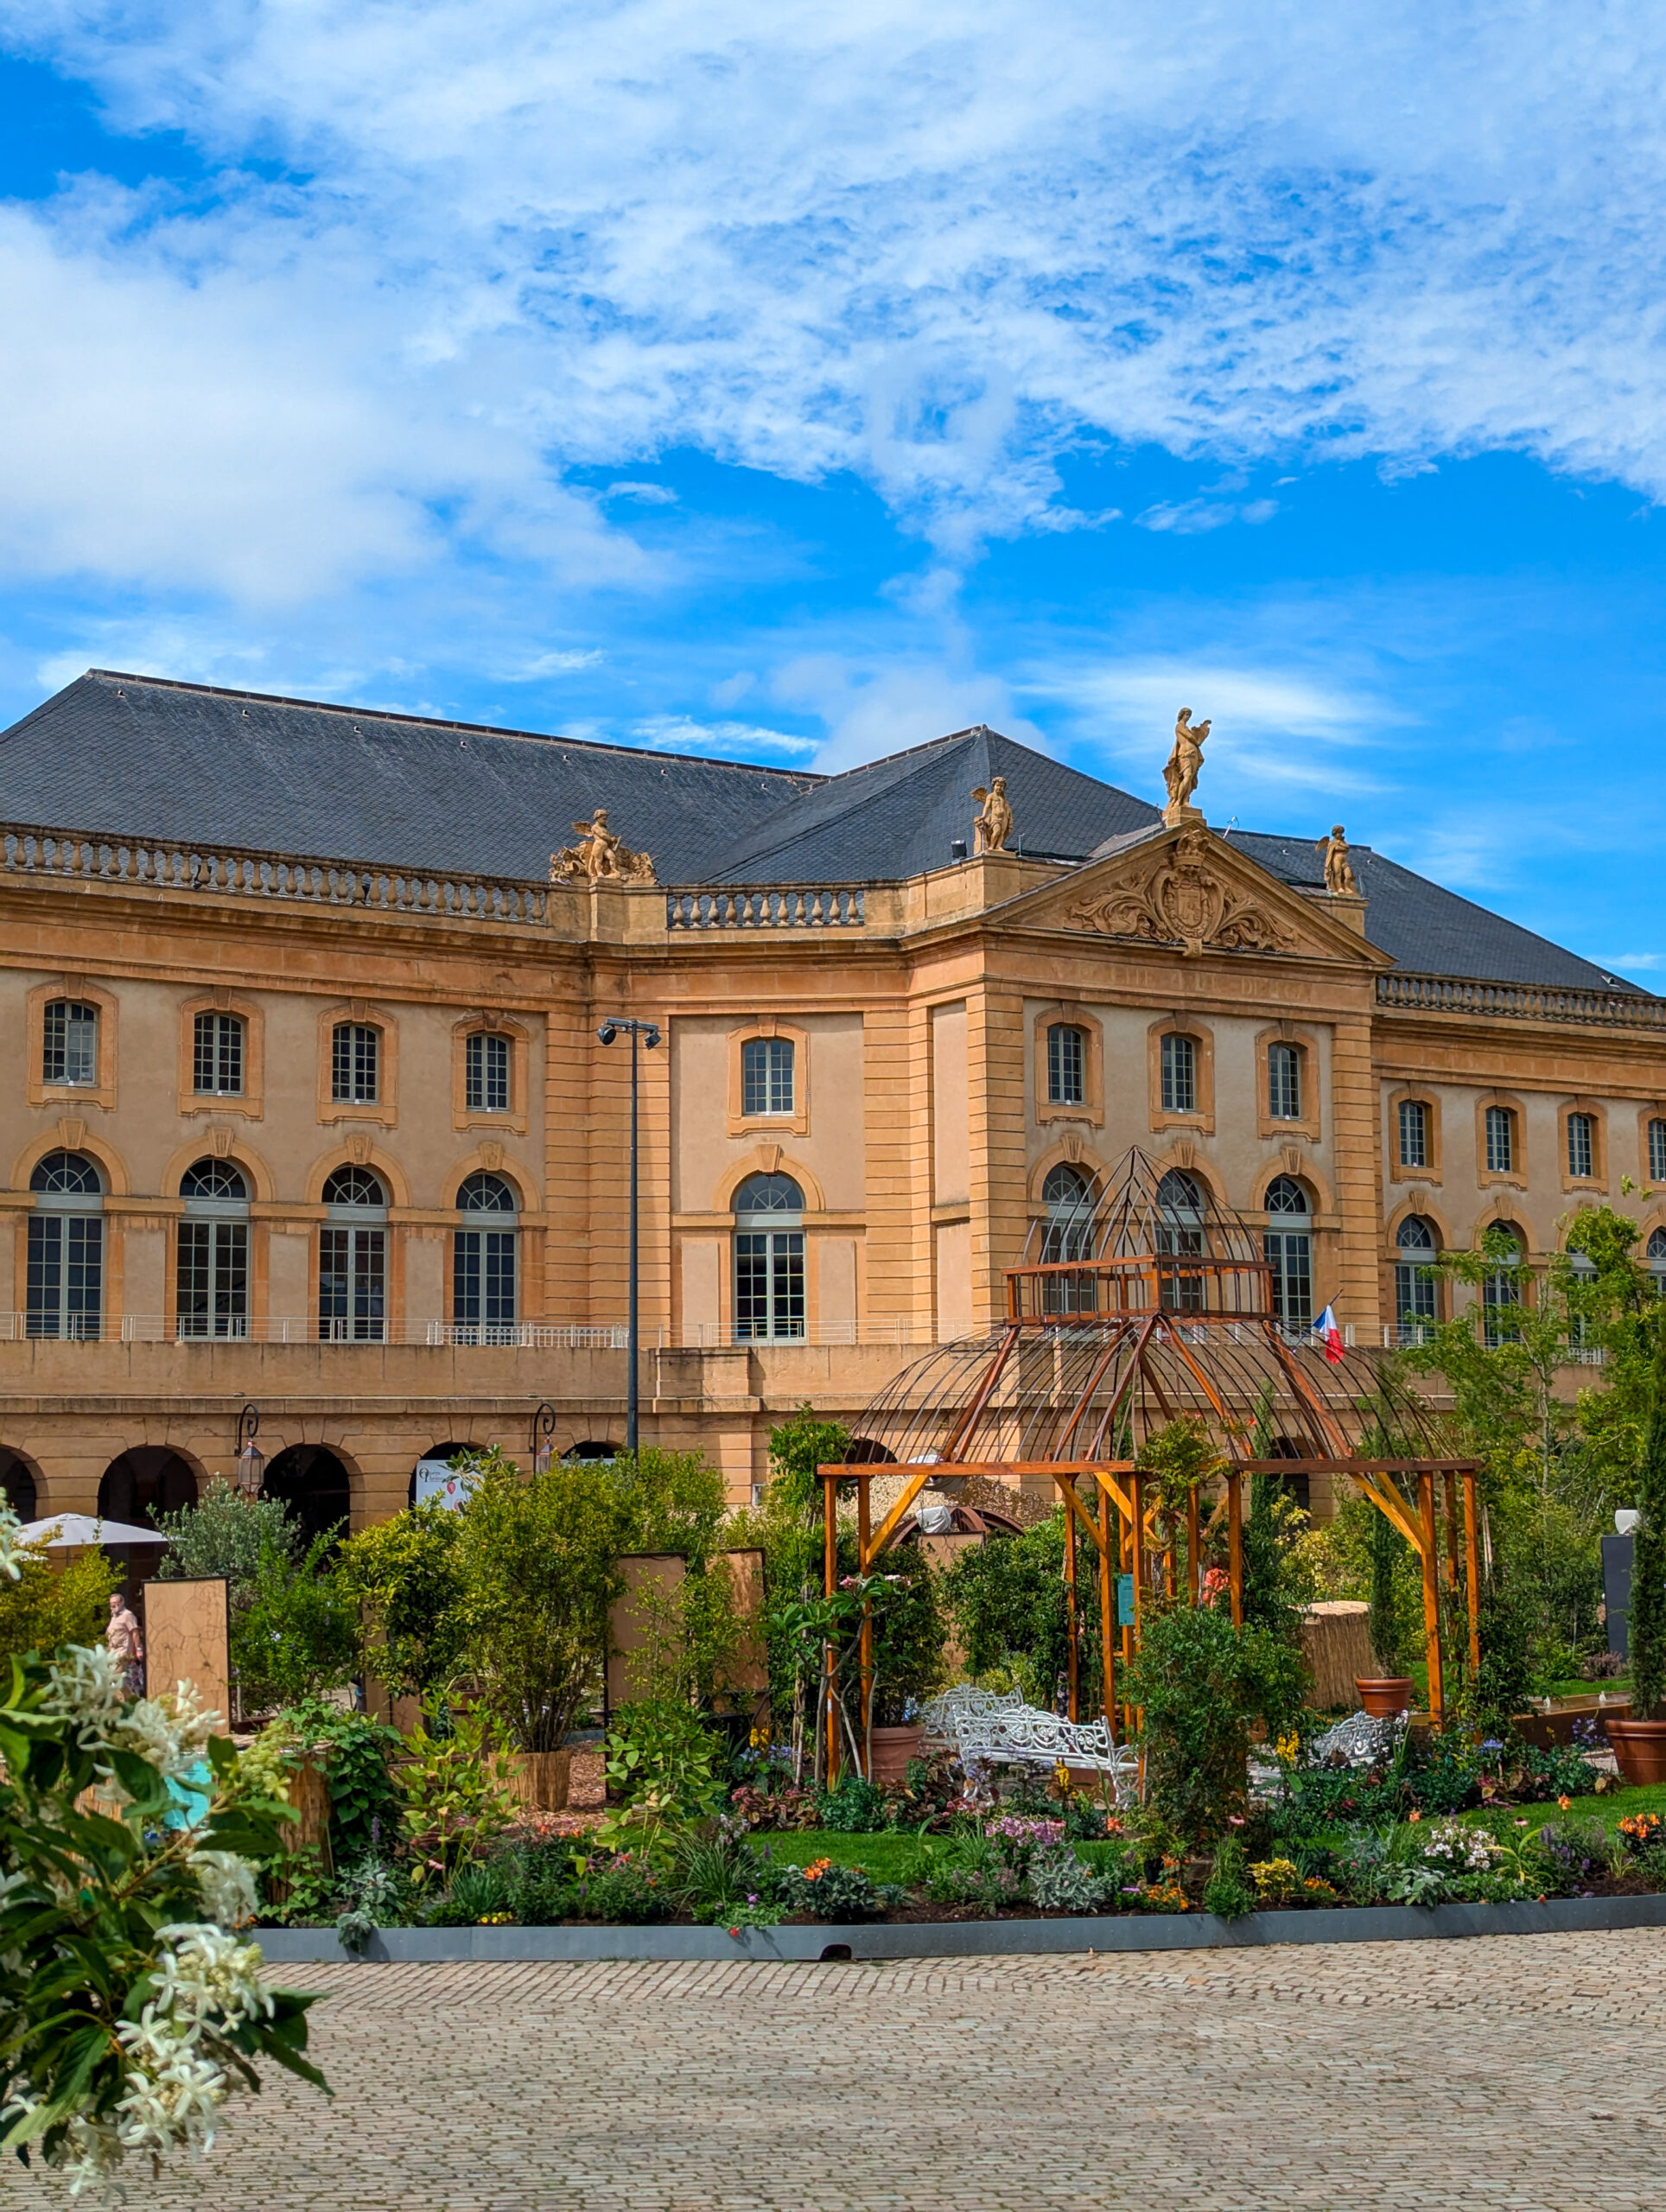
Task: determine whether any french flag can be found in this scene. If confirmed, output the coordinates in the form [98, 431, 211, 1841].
[1313, 1304, 1345, 1365]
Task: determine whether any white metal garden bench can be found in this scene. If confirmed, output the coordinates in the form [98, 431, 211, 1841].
[925, 1685, 1140, 1805]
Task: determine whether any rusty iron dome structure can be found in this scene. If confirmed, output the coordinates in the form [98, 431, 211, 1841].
[817, 1147, 1482, 1777]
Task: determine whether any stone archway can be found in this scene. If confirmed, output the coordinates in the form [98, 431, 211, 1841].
[410, 1440, 481, 1507]
[0, 1447, 41, 1522]
[99, 1446, 199, 1529]
[263, 1445, 353, 1550]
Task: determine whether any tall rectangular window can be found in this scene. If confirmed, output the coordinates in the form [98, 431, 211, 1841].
[1651, 1119, 1666, 1183]
[318, 1225, 385, 1340]
[42, 1001, 99, 1088]
[1046, 1024, 1085, 1107]
[193, 1012, 245, 1096]
[177, 1220, 249, 1338]
[741, 1036, 794, 1116]
[1396, 1259, 1437, 1339]
[26, 1215, 103, 1339]
[1267, 1041, 1302, 1121]
[454, 1229, 518, 1341]
[1485, 1104, 1515, 1175]
[1567, 1111, 1595, 1179]
[1398, 1098, 1428, 1169]
[465, 1032, 510, 1114]
[1160, 1032, 1196, 1116]
[1263, 1229, 1313, 1335]
[734, 1228, 805, 1339]
[331, 1022, 380, 1104]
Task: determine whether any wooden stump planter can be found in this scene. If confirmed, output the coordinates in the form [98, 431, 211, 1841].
[867, 1725, 924, 1787]
[1604, 1717, 1666, 1786]
[508, 1749, 572, 1812]
[1355, 1676, 1415, 1718]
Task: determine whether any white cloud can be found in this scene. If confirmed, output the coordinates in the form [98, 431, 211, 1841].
[772, 652, 1048, 772]
[630, 714, 817, 759]
[5, 3, 1666, 607]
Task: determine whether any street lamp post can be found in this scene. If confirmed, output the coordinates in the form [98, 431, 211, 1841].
[596, 1017, 660, 1456]
[530, 1401, 558, 1474]
[234, 1403, 264, 1500]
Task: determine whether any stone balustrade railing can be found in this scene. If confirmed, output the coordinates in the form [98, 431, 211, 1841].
[0, 823, 549, 927]
[1377, 971, 1666, 1028]
[664, 884, 867, 930]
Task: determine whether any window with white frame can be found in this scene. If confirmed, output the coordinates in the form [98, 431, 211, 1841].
[1046, 1024, 1086, 1107]
[42, 1001, 99, 1088]
[1567, 1110, 1596, 1179]
[454, 1173, 518, 1340]
[331, 1022, 380, 1104]
[1650, 1227, 1666, 1296]
[1267, 1040, 1302, 1122]
[177, 1159, 250, 1338]
[1160, 1032, 1197, 1116]
[1262, 1175, 1313, 1335]
[193, 1011, 245, 1096]
[733, 1173, 805, 1340]
[1482, 1223, 1525, 1345]
[1484, 1104, 1516, 1176]
[1398, 1098, 1428, 1169]
[1651, 1120, 1666, 1184]
[741, 1036, 794, 1117]
[1155, 1167, 1205, 1313]
[27, 1151, 103, 1340]
[1395, 1215, 1439, 1341]
[464, 1032, 510, 1115]
[319, 1166, 387, 1340]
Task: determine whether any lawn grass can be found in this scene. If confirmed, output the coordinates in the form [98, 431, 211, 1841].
[754, 1829, 930, 1882]
[1457, 1780, 1666, 1835]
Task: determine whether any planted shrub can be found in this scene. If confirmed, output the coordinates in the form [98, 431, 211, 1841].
[1027, 1846, 1106, 1915]
[1201, 1837, 1257, 1920]
[574, 1853, 674, 1923]
[1122, 1602, 1305, 1846]
[1630, 1340, 1666, 1721]
[776, 1857, 882, 1920]
[817, 1771, 888, 1832]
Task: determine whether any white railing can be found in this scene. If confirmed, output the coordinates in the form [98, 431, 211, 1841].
[0, 1314, 933, 1351]
[1378, 1320, 1607, 1366]
[1377, 971, 1666, 1029]
[664, 885, 866, 930]
[0, 823, 548, 927]
[671, 1318, 939, 1348]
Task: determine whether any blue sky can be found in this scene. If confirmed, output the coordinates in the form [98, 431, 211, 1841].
[1, 5, 1664, 973]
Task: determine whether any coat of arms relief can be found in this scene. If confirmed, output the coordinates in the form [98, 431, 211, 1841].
[1061, 828, 1294, 957]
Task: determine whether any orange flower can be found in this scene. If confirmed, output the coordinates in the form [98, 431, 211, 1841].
[1557, 1795, 1572, 1811]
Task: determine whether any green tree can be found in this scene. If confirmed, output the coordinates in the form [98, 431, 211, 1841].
[0, 1542, 119, 1662]
[454, 1447, 634, 1751]
[334, 1503, 467, 1700]
[1122, 1603, 1304, 1847]
[1630, 1339, 1666, 1720]
[153, 1480, 306, 1616]
[232, 1533, 361, 1713]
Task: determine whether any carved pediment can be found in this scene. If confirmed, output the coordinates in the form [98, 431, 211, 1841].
[1059, 828, 1294, 958]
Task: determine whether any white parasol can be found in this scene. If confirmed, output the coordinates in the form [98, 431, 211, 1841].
[17, 1514, 171, 1548]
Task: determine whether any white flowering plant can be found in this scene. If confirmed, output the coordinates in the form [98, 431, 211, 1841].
[0, 1516, 327, 2194]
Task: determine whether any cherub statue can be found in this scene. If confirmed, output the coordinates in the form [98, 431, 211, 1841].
[971, 775, 1014, 855]
[1162, 709, 1210, 818]
[1317, 824, 1358, 897]
[549, 807, 656, 886]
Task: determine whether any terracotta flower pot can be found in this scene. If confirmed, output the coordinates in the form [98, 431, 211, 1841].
[867, 1724, 924, 1787]
[1355, 1676, 1415, 1718]
[507, 1749, 571, 1811]
[1604, 1716, 1666, 1787]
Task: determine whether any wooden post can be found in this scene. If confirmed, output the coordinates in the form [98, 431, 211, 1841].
[1063, 1480, 1080, 1722]
[1097, 1478, 1116, 1732]
[1443, 1473, 1459, 1592]
[1227, 1470, 1243, 1629]
[1418, 1471, 1444, 1729]
[1186, 1487, 1201, 1605]
[1119, 1486, 1135, 1739]
[857, 1475, 873, 1779]
[1463, 1470, 1483, 1681]
[823, 1469, 839, 1784]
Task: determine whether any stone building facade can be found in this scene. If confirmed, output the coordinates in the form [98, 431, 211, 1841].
[0, 670, 1661, 1535]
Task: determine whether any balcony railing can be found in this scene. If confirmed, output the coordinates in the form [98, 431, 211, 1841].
[665, 885, 865, 930]
[0, 1314, 934, 1350]
[1377, 972, 1666, 1029]
[0, 823, 548, 927]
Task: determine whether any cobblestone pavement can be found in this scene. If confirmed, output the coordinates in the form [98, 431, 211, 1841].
[8, 1931, 1666, 2210]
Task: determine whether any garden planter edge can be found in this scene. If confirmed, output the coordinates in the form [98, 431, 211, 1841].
[1603, 1715, 1666, 1786]
[255, 1891, 1666, 1967]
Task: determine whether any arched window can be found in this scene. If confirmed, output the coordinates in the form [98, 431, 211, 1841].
[1395, 1215, 1440, 1342]
[177, 1159, 250, 1339]
[1046, 1025, 1085, 1108]
[42, 1000, 99, 1088]
[1482, 1222, 1525, 1345]
[1040, 1165, 1095, 1262]
[1267, 1041, 1302, 1122]
[193, 1011, 245, 1096]
[1262, 1178, 1312, 1336]
[319, 1166, 388, 1341]
[1155, 1168, 1204, 1313]
[455, 1174, 518, 1342]
[464, 1032, 510, 1115]
[1160, 1033, 1197, 1116]
[331, 1021, 380, 1104]
[1650, 1227, 1666, 1297]
[741, 1037, 795, 1117]
[734, 1173, 804, 1340]
[27, 1151, 104, 1340]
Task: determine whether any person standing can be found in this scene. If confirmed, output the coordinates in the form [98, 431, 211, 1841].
[106, 1592, 143, 1696]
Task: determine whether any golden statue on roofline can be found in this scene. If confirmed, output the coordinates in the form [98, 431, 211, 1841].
[1162, 709, 1209, 822]
[1318, 824, 1358, 897]
[549, 809, 656, 886]
[971, 775, 1014, 855]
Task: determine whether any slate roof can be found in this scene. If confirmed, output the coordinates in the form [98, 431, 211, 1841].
[0, 670, 1637, 993]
